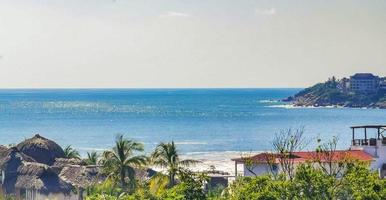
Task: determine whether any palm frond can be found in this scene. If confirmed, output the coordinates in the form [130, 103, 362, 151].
[63, 145, 80, 159]
[180, 159, 200, 167]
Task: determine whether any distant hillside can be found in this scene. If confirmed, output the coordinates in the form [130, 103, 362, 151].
[284, 77, 386, 108]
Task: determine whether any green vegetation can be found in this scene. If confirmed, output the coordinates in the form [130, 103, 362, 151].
[228, 163, 386, 200]
[287, 77, 386, 108]
[63, 145, 81, 159]
[99, 135, 147, 192]
[84, 151, 99, 165]
[82, 131, 386, 200]
[151, 141, 199, 187]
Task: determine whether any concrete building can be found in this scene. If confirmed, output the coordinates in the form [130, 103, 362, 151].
[350, 125, 386, 177]
[232, 125, 386, 178]
[349, 73, 380, 93]
[380, 80, 386, 90]
[232, 149, 373, 177]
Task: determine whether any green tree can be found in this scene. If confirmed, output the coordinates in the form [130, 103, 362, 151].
[151, 141, 199, 187]
[85, 151, 99, 165]
[100, 135, 147, 192]
[228, 175, 284, 200]
[337, 163, 385, 200]
[293, 163, 334, 200]
[161, 170, 207, 200]
[63, 145, 80, 159]
[272, 128, 306, 181]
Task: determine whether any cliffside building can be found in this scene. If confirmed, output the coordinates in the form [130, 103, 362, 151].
[380, 79, 386, 90]
[349, 73, 380, 93]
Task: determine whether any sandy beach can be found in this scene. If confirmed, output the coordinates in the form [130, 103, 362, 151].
[180, 151, 261, 175]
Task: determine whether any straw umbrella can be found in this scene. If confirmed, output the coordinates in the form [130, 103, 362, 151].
[16, 134, 65, 165]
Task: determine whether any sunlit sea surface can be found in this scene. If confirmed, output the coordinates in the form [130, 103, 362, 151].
[0, 89, 385, 157]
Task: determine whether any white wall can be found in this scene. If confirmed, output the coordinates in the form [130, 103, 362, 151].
[353, 140, 386, 171]
[243, 163, 275, 176]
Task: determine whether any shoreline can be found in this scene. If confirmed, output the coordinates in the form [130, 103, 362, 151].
[180, 151, 261, 175]
[270, 103, 383, 109]
[150, 151, 261, 176]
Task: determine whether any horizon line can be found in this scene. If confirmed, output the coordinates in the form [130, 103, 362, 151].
[0, 87, 304, 90]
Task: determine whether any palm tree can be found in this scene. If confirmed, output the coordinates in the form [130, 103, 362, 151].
[151, 141, 199, 187]
[84, 151, 99, 165]
[63, 145, 80, 159]
[100, 134, 147, 191]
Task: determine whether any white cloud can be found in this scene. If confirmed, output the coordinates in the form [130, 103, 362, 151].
[255, 8, 276, 16]
[160, 11, 190, 18]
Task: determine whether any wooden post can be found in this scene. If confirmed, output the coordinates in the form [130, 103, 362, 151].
[378, 127, 381, 139]
[352, 128, 355, 145]
[365, 128, 367, 145]
[234, 162, 238, 178]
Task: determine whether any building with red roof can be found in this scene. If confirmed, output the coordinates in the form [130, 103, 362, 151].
[232, 150, 374, 177]
[232, 125, 386, 177]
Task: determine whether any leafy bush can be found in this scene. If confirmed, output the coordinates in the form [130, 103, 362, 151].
[228, 163, 386, 200]
[161, 170, 207, 200]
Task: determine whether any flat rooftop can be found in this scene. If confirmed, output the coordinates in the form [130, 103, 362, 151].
[350, 125, 386, 129]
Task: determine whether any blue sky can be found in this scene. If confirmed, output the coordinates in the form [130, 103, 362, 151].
[0, 0, 385, 88]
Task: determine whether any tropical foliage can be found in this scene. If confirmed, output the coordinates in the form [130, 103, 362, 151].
[63, 145, 80, 159]
[151, 141, 199, 187]
[228, 162, 386, 200]
[99, 135, 147, 192]
[81, 132, 386, 200]
[84, 151, 99, 165]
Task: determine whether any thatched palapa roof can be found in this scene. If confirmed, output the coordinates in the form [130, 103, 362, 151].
[0, 147, 36, 193]
[53, 158, 86, 168]
[135, 168, 157, 181]
[16, 134, 65, 165]
[0, 145, 8, 159]
[1, 134, 105, 195]
[0, 147, 35, 171]
[15, 162, 73, 194]
[59, 165, 102, 188]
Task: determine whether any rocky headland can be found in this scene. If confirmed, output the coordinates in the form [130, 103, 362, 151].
[284, 76, 386, 109]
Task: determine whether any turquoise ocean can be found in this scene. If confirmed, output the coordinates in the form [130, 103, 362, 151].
[0, 89, 385, 156]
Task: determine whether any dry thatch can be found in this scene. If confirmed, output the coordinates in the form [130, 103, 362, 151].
[16, 134, 65, 165]
[1, 135, 104, 195]
[59, 165, 103, 188]
[15, 162, 73, 194]
[0, 145, 8, 159]
[135, 168, 157, 181]
[0, 147, 36, 194]
[53, 158, 86, 168]
[0, 147, 35, 171]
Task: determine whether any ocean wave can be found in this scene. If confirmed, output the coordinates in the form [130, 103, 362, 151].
[267, 104, 296, 109]
[9, 101, 161, 114]
[76, 147, 108, 151]
[258, 99, 279, 103]
[267, 104, 345, 109]
[182, 150, 262, 156]
[174, 141, 208, 145]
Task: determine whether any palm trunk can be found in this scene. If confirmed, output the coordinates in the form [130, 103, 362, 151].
[120, 169, 126, 188]
[78, 187, 84, 200]
[169, 172, 175, 187]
